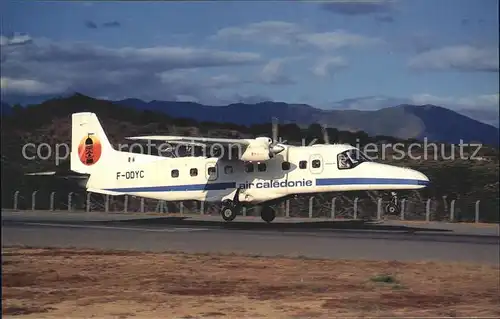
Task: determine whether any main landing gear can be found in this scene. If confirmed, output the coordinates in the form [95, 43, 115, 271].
[260, 206, 276, 223]
[385, 191, 400, 215]
[219, 188, 276, 223]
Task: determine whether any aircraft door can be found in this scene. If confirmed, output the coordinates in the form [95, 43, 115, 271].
[205, 161, 218, 181]
[309, 154, 323, 174]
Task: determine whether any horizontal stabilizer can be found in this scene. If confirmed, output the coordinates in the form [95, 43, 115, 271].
[87, 188, 126, 196]
[25, 171, 89, 179]
[25, 171, 57, 176]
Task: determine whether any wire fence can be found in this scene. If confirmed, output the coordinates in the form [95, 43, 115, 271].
[4, 190, 499, 223]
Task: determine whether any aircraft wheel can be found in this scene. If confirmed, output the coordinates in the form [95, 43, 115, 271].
[261, 206, 276, 223]
[220, 205, 237, 222]
[385, 203, 400, 215]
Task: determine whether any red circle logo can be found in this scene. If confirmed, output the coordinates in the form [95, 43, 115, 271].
[78, 135, 102, 165]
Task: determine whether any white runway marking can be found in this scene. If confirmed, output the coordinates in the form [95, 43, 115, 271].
[22, 222, 209, 232]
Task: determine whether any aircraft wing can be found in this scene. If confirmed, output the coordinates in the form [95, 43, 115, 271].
[126, 135, 251, 146]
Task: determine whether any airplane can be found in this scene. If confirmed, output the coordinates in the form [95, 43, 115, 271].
[67, 112, 430, 223]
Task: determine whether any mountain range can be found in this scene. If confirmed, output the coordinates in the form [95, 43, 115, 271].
[113, 98, 499, 146]
[2, 94, 498, 146]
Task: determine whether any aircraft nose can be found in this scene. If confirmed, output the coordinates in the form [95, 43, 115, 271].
[406, 168, 430, 186]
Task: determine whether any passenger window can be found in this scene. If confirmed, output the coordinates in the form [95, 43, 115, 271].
[190, 168, 198, 176]
[208, 167, 216, 176]
[312, 159, 321, 168]
[245, 163, 254, 173]
[224, 165, 233, 174]
[257, 163, 266, 172]
[207, 165, 218, 181]
[282, 161, 290, 170]
[299, 161, 307, 169]
[171, 169, 179, 178]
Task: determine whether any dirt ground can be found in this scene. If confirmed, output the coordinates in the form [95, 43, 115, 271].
[2, 246, 499, 318]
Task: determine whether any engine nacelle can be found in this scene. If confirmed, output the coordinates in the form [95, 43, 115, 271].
[240, 140, 271, 161]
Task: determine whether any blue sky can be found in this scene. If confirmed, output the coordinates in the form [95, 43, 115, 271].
[1, 0, 498, 124]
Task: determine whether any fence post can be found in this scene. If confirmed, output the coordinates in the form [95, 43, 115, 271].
[105, 195, 109, 212]
[124, 195, 128, 213]
[86, 192, 91, 212]
[68, 192, 73, 212]
[156, 200, 166, 213]
[13, 191, 19, 210]
[308, 196, 314, 218]
[450, 200, 455, 222]
[400, 199, 406, 220]
[425, 199, 431, 222]
[140, 198, 145, 213]
[31, 190, 38, 211]
[475, 200, 480, 223]
[331, 197, 336, 219]
[353, 197, 358, 219]
[285, 199, 290, 218]
[49, 192, 55, 211]
[377, 197, 382, 220]
[442, 195, 448, 214]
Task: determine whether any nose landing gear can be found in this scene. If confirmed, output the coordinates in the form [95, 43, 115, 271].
[385, 192, 401, 215]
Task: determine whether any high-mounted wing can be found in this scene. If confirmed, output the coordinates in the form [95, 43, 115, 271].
[126, 135, 252, 146]
[126, 135, 284, 162]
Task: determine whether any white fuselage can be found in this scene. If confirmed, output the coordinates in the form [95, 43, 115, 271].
[85, 143, 429, 204]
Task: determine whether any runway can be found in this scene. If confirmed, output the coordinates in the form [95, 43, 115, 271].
[2, 210, 499, 264]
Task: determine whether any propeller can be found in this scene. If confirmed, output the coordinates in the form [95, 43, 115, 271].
[272, 116, 279, 144]
[321, 123, 330, 144]
[268, 117, 284, 156]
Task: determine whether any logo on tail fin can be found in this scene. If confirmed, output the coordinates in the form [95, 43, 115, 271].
[78, 133, 102, 165]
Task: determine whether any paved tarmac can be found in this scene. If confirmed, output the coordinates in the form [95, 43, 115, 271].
[2, 210, 499, 264]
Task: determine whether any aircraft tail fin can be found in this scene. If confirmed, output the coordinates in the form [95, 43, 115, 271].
[71, 112, 115, 174]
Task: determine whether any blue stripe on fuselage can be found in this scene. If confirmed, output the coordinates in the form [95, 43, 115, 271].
[315, 178, 429, 186]
[104, 178, 428, 193]
[105, 182, 236, 193]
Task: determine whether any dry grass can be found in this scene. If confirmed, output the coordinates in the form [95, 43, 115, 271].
[2, 246, 499, 318]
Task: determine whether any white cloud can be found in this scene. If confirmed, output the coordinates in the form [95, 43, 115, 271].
[326, 93, 499, 112]
[411, 93, 499, 110]
[0, 77, 67, 95]
[213, 21, 302, 46]
[302, 30, 382, 50]
[409, 45, 499, 72]
[410, 93, 499, 126]
[212, 21, 382, 51]
[260, 58, 297, 85]
[321, 0, 396, 15]
[0, 34, 262, 102]
[0, 33, 32, 46]
[325, 96, 410, 110]
[323, 94, 499, 126]
[311, 56, 348, 77]
[208, 74, 248, 87]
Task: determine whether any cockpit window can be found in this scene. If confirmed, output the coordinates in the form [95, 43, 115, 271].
[337, 149, 371, 169]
